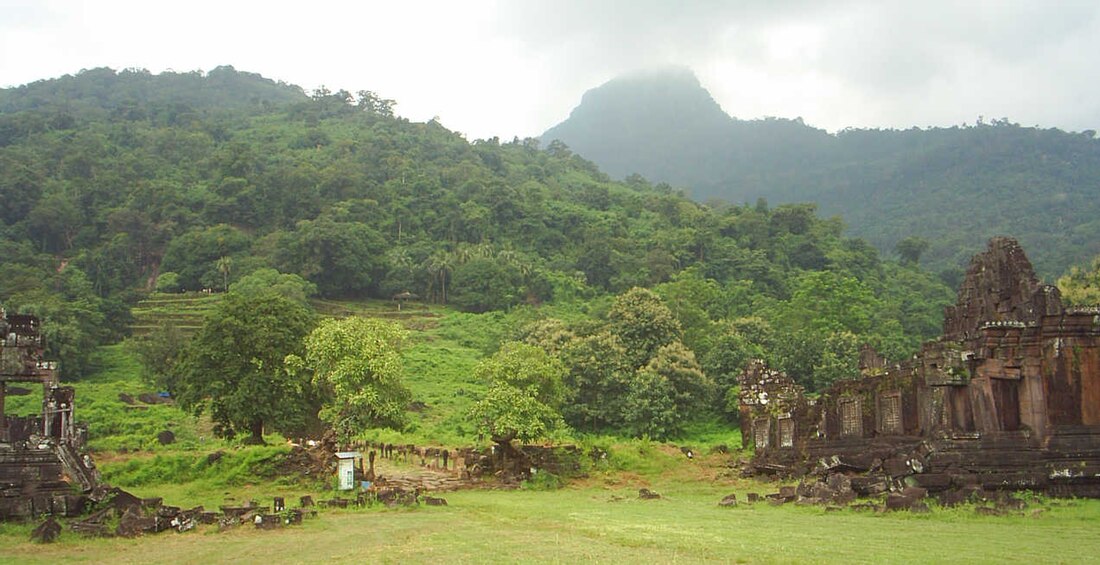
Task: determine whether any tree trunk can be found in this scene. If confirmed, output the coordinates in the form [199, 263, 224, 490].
[244, 420, 266, 445]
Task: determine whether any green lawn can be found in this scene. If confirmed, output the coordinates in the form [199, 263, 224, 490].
[2, 480, 1097, 563]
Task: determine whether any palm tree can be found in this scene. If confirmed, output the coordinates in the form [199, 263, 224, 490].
[424, 251, 454, 304]
[216, 256, 233, 292]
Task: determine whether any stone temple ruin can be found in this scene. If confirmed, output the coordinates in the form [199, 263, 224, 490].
[1, 309, 101, 519]
[740, 237, 1100, 498]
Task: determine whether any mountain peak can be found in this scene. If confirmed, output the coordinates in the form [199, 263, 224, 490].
[563, 66, 729, 127]
[542, 67, 733, 184]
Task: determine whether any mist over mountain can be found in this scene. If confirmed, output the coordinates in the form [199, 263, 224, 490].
[542, 69, 1100, 278]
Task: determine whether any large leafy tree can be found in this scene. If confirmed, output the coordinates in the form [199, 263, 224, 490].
[1058, 255, 1100, 306]
[275, 217, 386, 297]
[231, 268, 317, 304]
[469, 341, 567, 444]
[607, 287, 683, 368]
[623, 342, 714, 439]
[175, 291, 315, 443]
[558, 330, 631, 432]
[160, 224, 252, 291]
[127, 320, 187, 390]
[895, 236, 930, 265]
[449, 256, 523, 313]
[643, 342, 714, 416]
[287, 317, 411, 440]
[3, 266, 106, 379]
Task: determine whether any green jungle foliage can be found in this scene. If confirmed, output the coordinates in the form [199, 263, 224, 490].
[1058, 254, 1100, 307]
[290, 316, 412, 439]
[0, 67, 965, 441]
[174, 291, 316, 442]
[543, 67, 1100, 279]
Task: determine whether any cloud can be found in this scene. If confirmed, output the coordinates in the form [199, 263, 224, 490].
[498, 0, 1100, 133]
[2, 1, 1099, 138]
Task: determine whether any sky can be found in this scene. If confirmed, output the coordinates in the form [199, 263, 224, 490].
[2, 0, 1099, 140]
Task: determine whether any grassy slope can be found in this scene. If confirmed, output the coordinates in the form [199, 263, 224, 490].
[3, 344, 212, 452]
[123, 292, 733, 447]
[128, 292, 224, 337]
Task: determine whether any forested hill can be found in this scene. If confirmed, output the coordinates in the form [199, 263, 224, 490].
[0, 66, 306, 119]
[541, 68, 1100, 279]
[0, 67, 951, 396]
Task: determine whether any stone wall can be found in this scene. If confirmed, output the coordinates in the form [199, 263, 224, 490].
[740, 238, 1100, 497]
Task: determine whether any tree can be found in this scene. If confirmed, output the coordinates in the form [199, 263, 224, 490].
[811, 331, 861, 391]
[700, 323, 766, 402]
[621, 369, 678, 439]
[558, 331, 631, 431]
[1058, 256, 1100, 306]
[449, 256, 522, 313]
[231, 268, 317, 304]
[160, 224, 252, 291]
[5, 267, 106, 379]
[26, 192, 82, 253]
[127, 320, 187, 390]
[216, 256, 233, 292]
[155, 272, 180, 293]
[287, 317, 410, 440]
[423, 250, 454, 304]
[623, 342, 714, 439]
[653, 267, 723, 355]
[782, 271, 879, 335]
[175, 292, 315, 443]
[520, 318, 576, 356]
[607, 287, 683, 368]
[469, 342, 567, 444]
[275, 217, 386, 297]
[895, 236, 930, 265]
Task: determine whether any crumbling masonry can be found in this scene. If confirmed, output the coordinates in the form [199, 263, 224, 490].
[1, 309, 101, 519]
[740, 237, 1100, 497]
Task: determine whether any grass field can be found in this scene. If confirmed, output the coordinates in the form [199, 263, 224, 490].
[3, 475, 1098, 564]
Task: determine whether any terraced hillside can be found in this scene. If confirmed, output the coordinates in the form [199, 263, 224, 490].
[127, 292, 513, 445]
[129, 292, 225, 338]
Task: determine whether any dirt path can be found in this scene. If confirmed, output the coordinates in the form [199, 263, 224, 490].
[371, 458, 470, 492]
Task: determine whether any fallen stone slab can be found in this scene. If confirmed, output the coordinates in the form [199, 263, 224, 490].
[900, 485, 928, 499]
[31, 516, 62, 543]
[885, 493, 917, 511]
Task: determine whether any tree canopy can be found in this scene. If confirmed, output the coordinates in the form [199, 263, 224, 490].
[174, 291, 315, 443]
[469, 342, 567, 444]
[288, 317, 411, 440]
[0, 66, 960, 421]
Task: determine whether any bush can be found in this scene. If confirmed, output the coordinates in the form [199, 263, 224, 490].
[155, 272, 181, 293]
[522, 470, 566, 491]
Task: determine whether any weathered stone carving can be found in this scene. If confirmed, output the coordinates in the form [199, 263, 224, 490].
[1, 308, 103, 520]
[740, 238, 1100, 497]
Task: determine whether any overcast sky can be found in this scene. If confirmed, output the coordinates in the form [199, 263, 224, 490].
[3, 0, 1099, 139]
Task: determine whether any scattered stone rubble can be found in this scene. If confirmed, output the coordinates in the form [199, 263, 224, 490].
[348, 439, 584, 490]
[725, 477, 1043, 516]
